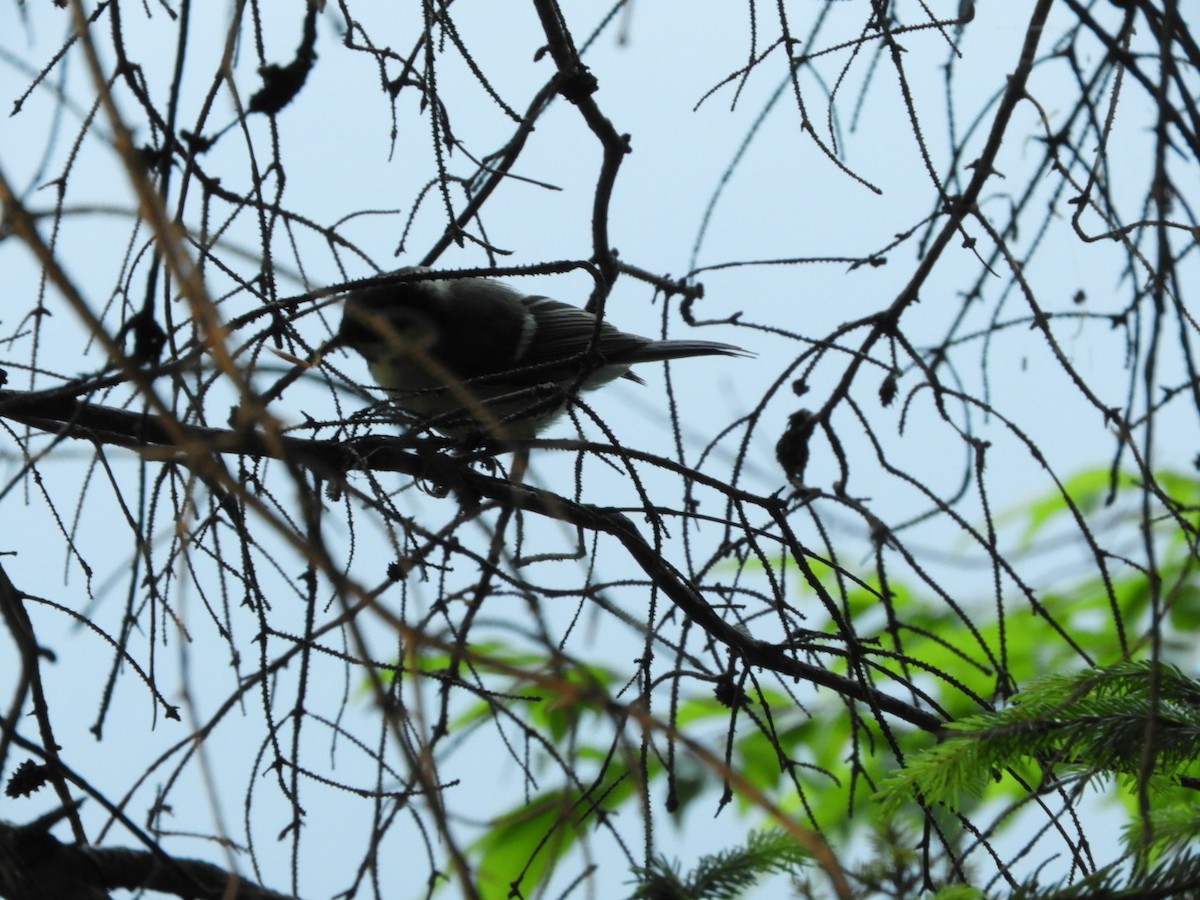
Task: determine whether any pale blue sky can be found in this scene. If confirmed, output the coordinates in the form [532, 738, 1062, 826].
[0, 2, 1186, 897]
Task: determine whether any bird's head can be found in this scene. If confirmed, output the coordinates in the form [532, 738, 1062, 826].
[335, 271, 441, 363]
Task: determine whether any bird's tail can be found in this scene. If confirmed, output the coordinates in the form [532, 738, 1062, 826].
[632, 339, 751, 363]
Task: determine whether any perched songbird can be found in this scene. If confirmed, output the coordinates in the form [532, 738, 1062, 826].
[334, 269, 747, 439]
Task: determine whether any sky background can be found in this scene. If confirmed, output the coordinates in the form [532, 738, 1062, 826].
[0, 1, 1191, 897]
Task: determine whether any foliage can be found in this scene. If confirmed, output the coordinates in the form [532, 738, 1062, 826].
[629, 828, 811, 900]
[876, 660, 1200, 813]
[456, 468, 1200, 895]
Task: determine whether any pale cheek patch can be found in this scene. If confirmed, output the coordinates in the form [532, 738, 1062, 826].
[514, 310, 536, 362]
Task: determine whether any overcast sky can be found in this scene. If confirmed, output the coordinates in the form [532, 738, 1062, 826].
[0, 2, 1186, 896]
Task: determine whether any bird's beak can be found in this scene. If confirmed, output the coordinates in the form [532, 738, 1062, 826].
[312, 334, 344, 363]
[324, 329, 347, 352]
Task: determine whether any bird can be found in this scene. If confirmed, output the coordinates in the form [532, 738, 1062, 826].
[333, 269, 748, 440]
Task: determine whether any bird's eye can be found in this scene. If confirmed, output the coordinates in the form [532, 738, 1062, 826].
[338, 302, 436, 353]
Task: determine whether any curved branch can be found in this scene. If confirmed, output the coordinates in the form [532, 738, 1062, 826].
[0, 386, 945, 734]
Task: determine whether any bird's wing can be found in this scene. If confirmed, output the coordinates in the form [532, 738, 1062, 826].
[517, 296, 648, 364]
[427, 279, 543, 382]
